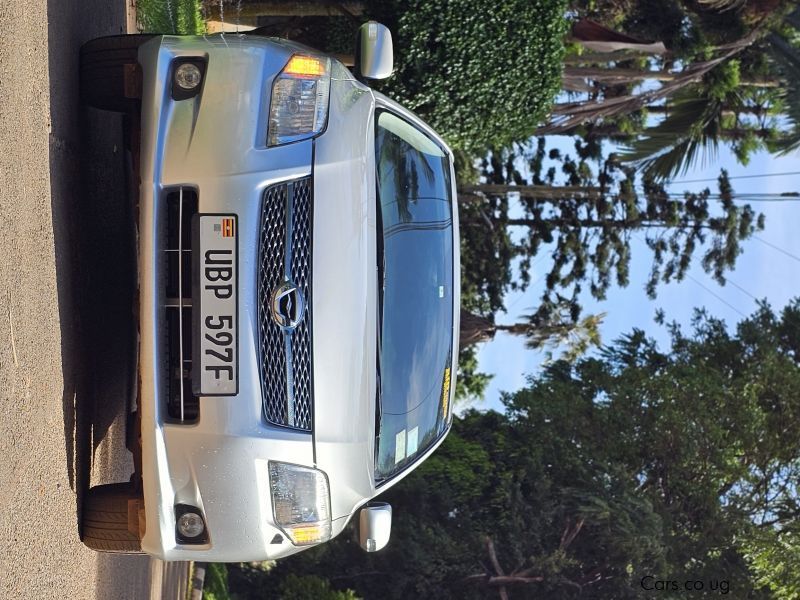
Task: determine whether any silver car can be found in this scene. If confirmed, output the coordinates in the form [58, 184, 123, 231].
[79, 23, 460, 561]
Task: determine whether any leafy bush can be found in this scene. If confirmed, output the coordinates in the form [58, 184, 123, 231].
[279, 574, 360, 600]
[369, 0, 569, 151]
[137, 0, 204, 35]
[203, 563, 231, 600]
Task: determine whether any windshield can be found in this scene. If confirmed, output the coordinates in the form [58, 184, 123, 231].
[374, 110, 454, 483]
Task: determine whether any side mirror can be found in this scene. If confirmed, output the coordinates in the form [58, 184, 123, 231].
[357, 501, 392, 552]
[356, 22, 393, 81]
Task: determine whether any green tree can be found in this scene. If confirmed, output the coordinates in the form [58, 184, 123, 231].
[138, 0, 204, 34]
[453, 142, 763, 400]
[203, 563, 231, 600]
[618, 33, 800, 180]
[238, 408, 665, 599]
[218, 1, 568, 151]
[461, 142, 764, 328]
[745, 524, 800, 600]
[230, 299, 800, 599]
[454, 344, 493, 402]
[768, 27, 800, 156]
[572, 300, 800, 594]
[279, 575, 361, 600]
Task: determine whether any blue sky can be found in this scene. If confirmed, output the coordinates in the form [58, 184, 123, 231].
[470, 144, 800, 413]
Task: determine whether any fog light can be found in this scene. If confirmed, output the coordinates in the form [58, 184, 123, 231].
[174, 63, 202, 91]
[177, 511, 205, 538]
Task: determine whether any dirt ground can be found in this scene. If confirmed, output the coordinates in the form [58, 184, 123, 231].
[0, 0, 157, 598]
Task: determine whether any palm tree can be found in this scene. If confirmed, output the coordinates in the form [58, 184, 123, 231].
[619, 94, 726, 181]
[538, 28, 765, 137]
[459, 307, 605, 363]
[767, 32, 800, 156]
[619, 88, 783, 180]
[619, 31, 800, 179]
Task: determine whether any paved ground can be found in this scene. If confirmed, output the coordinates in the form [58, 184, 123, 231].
[0, 1, 187, 598]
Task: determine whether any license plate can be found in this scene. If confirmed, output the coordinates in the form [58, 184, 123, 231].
[193, 214, 238, 395]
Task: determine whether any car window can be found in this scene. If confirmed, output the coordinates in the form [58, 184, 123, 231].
[374, 109, 454, 483]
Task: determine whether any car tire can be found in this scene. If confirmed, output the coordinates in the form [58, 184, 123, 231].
[81, 482, 143, 553]
[80, 35, 157, 113]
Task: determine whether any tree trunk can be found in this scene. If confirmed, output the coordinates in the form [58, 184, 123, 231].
[562, 77, 596, 93]
[720, 127, 773, 140]
[584, 123, 634, 140]
[564, 50, 669, 65]
[503, 217, 715, 229]
[459, 184, 603, 200]
[503, 217, 610, 228]
[570, 18, 668, 55]
[459, 310, 497, 350]
[493, 323, 532, 336]
[564, 67, 777, 88]
[644, 104, 768, 115]
[564, 66, 677, 82]
[738, 77, 780, 88]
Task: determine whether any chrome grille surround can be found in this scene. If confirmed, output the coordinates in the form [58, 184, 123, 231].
[257, 178, 313, 431]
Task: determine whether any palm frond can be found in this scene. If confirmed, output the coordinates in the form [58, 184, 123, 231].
[620, 95, 723, 180]
[696, 0, 747, 13]
[767, 34, 800, 155]
[636, 134, 720, 181]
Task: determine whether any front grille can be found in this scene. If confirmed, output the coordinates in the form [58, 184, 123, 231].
[164, 188, 198, 421]
[257, 178, 313, 431]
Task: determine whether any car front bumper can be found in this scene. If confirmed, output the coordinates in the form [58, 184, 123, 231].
[136, 34, 323, 562]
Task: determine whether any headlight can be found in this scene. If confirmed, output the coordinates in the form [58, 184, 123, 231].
[269, 462, 332, 546]
[267, 54, 331, 146]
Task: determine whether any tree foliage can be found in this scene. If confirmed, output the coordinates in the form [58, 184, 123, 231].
[454, 140, 763, 399]
[203, 563, 231, 600]
[139, 0, 204, 34]
[230, 299, 800, 599]
[278, 575, 361, 600]
[454, 343, 493, 403]
[460, 140, 764, 328]
[745, 524, 800, 600]
[367, 0, 569, 152]
[548, 2, 800, 180]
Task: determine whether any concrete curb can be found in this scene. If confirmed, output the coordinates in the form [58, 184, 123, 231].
[149, 559, 191, 600]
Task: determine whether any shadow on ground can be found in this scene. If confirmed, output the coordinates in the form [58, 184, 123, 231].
[46, 0, 139, 553]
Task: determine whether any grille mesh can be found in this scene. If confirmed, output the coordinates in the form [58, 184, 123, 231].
[257, 178, 313, 430]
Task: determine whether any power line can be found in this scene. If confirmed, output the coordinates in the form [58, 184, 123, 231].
[664, 193, 800, 202]
[753, 235, 800, 264]
[670, 171, 800, 185]
[505, 254, 551, 313]
[718, 195, 798, 202]
[722, 276, 760, 301]
[686, 273, 748, 318]
[632, 233, 748, 317]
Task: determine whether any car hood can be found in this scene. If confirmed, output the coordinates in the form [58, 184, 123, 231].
[311, 73, 379, 520]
